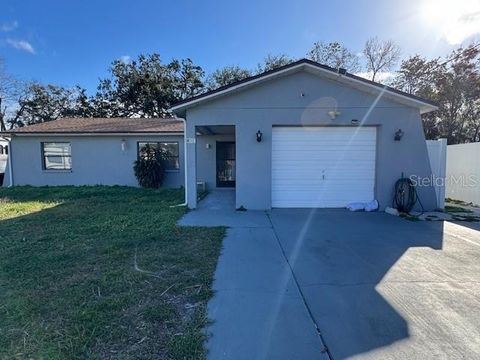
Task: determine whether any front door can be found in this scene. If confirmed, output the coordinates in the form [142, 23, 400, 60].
[216, 142, 236, 187]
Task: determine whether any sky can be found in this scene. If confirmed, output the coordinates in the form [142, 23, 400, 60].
[1, 0, 479, 94]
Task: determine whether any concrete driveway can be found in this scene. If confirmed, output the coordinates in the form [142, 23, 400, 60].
[179, 198, 480, 359]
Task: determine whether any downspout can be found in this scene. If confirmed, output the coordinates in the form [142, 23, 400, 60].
[171, 116, 188, 207]
[6, 136, 13, 187]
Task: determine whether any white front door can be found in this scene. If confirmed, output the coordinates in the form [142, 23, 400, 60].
[272, 126, 377, 208]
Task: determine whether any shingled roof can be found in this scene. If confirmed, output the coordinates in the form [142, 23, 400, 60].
[4, 117, 184, 134]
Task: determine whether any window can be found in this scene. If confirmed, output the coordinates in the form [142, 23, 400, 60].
[138, 142, 179, 170]
[42, 142, 72, 170]
[0, 145, 3, 155]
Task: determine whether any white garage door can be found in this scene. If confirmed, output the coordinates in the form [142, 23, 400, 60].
[272, 126, 376, 208]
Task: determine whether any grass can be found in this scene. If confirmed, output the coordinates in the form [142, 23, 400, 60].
[0, 186, 225, 359]
[445, 198, 472, 206]
[445, 205, 473, 213]
[399, 213, 420, 221]
[451, 214, 480, 222]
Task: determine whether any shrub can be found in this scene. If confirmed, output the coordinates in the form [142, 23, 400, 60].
[133, 144, 165, 188]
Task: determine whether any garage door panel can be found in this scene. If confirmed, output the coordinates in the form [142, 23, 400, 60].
[272, 127, 376, 208]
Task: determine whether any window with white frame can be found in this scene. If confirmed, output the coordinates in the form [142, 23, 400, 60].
[42, 142, 72, 170]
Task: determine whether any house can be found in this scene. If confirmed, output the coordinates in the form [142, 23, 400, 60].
[2, 59, 439, 210]
[2, 118, 185, 188]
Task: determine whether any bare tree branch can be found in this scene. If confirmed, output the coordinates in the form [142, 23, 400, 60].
[308, 41, 361, 72]
[363, 37, 401, 81]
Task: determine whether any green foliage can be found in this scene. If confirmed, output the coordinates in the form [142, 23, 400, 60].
[2, 54, 206, 127]
[206, 65, 252, 90]
[0, 186, 225, 359]
[94, 54, 204, 118]
[10, 84, 93, 128]
[2, 41, 479, 145]
[393, 44, 480, 143]
[133, 144, 165, 188]
[256, 54, 295, 73]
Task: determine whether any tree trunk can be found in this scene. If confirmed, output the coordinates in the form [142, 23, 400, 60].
[0, 98, 6, 131]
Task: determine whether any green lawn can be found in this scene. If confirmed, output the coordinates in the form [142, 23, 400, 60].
[0, 186, 225, 359]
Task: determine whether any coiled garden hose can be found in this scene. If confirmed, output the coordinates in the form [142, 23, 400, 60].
[393, 177, 424, 214]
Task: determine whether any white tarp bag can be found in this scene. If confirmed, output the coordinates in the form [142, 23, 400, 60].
[347, 202, 366, 211]
[365, 200, 379, 212]
[347, 200, 379, 212]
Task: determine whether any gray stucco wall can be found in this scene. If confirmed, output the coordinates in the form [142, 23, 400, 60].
[184, 70, 437, 211]
[4, 135, 184, 188]
[196, 134, 235, 190]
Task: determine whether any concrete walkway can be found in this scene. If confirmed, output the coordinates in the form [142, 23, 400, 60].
[179, 191, 329, 359]
[179, 190, 271, 228]
[179, 192, 480, 360]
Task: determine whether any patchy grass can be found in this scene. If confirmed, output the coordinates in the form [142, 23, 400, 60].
[0, 186, 225, 359]
[399, 213, 420, 221]
[445, 205, 474, 214]
[451, 214, 480, 222]
[446, 198, 465, 205]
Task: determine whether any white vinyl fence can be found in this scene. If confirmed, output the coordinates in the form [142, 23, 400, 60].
[426, 139, 447, 209]
[446, 142, 480, 206]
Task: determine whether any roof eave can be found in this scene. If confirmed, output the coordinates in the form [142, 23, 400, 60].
[170, 60, 438, 115]
[420, 104, 439, 115]
[3, 131, 184, 136]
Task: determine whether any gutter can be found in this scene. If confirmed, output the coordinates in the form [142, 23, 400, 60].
[171, 116, 188, 207]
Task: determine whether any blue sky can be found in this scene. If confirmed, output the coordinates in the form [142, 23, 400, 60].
[1, 0, 479, 93]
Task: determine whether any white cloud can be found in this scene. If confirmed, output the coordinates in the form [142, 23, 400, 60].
[119, 55, 131, 64]
[1, 21, 18, 32]
[7, 39, 35, 54]
[421, 0, 480, 44]
[355, 71, 395, 83]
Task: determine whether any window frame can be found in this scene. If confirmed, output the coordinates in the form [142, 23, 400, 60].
[137, 141, 180, 171]
[41, 142, 72, 171]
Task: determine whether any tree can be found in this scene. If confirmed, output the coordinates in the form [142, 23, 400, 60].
[0, 59, 26, 130]
[11, 83, 91, 127]
[307, 41, 361, 72]
[256, 54, 295, 73]
[94, 54, 205, 118]
[171, 58, 205, 100]
[392, 55, 443, 140]
[206, 66, 252, 90]
[392, 55, 440, 95]
[393, 44, 480, 143]
[363, 37, 401, 81]
[436, 45, 480, 143]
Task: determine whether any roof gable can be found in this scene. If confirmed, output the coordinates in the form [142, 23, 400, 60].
[171, 59, 438, 115]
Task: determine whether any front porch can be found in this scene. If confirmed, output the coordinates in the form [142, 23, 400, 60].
[197, 188, 235, 210]
[187, 124, 237, 209]
[179, 189, 271, 227]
